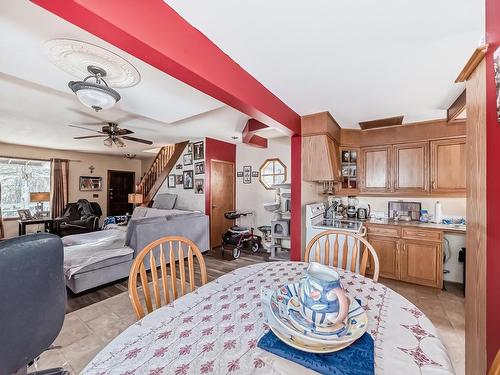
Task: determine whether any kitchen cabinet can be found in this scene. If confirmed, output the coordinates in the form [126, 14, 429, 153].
[366, 235, 400, 280]
[359, 146, 391, 193]
[400, 240, 442, 288]
[365, 224, 443, 288]
[337, 147, 360, 195]
[393, 142, 429, 194]
[302, 135, 341, 181]
[430, 137, 466, 195]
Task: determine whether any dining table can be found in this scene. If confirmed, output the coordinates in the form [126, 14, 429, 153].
[82, 262, 454, 375]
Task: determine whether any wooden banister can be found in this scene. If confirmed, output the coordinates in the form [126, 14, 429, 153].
[136, 141, 189, 206]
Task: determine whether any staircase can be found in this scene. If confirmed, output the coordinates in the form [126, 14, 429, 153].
[136, 141, 189, 206]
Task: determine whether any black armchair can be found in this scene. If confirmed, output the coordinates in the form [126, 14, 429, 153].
[0, 233, 67, 375]
[53, 199, 102, 237]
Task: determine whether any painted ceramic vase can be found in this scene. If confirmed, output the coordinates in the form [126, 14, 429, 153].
[298, 262, 350, 327]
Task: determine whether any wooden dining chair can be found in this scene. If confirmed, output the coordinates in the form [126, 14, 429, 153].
[128, 236, 207, 319]
[305, 229, 380, 282]
[489, 350, 500, 375]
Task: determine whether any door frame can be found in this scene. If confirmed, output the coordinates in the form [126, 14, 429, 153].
[107, 170, 136, 216]
[209, 159, 235, 248]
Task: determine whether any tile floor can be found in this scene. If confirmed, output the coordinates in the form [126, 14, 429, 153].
[32, 254, 465, 374]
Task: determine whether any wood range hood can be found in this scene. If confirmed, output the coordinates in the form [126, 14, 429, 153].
[301, 112, 342, 182]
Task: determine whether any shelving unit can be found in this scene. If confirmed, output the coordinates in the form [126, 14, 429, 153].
[337, 147, 360, 195]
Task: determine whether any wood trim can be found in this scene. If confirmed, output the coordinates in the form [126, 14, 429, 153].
[455, 44, 488, 83]
[447, 90, 467, 122]
[465, 58, 487, 374]
[340, 118, 466, 147]
[359, 115, 404, 130]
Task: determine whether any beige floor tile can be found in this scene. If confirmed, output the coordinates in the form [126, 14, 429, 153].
[62, 334, 107, 373]
[53, 315, 92, 348]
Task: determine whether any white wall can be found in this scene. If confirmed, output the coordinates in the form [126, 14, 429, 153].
[0, 142, 142, 238]
[337, 195, 466, 283]
[156, 139, 205, 212]
[236, 137, 291, 233]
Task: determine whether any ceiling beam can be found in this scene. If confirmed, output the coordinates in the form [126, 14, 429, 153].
[447, 90, 466, 123]
[242, 119, 268, 148]
[359, 115, 404, 130]
[31, 0, 300, 136]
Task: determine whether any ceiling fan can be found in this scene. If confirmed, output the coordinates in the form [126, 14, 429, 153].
[69, 121, 153, 147]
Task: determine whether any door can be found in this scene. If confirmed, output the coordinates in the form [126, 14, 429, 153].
[400, 240, 442, 288]
[366, 235, 399, 279]
[210, 160, 235, 248]
[107, 170, 135, 216]
[430, 137, 466, 195]
[393, 142, 429, 193]
[359, 145, 391, 193]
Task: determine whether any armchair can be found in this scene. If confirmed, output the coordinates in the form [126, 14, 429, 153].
[53, 199, 102, 237]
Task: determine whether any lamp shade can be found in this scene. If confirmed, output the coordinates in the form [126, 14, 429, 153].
[30, 192, 50, 202]
[128, 193, 143, 204]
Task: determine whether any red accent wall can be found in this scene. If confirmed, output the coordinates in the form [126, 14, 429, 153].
[486, 0, 500, 366]
[204, 137, 236, 216]
[290, 134, 302, 261]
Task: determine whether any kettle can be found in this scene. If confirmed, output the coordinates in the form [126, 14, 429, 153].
[357, 204, 370, 220]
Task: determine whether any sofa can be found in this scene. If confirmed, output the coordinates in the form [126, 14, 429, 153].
[63, 196, 209, 293]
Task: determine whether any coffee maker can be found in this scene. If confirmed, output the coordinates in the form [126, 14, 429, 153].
[346, 196, 358, 218]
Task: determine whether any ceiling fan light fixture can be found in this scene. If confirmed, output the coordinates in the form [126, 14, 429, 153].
[68, 65, 121, 112]
[103, 137, 113, 147]
[114, 137, 125, 148]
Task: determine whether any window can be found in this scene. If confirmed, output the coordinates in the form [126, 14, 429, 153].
[0, 157, 51, 218]
[259, 158, 287, 189]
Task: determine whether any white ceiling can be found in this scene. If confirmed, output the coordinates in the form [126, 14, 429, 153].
[0, 1, 250, 157]
[165, 0, 484, 128]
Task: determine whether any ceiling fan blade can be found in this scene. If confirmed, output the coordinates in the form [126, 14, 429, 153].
[73, 135, 107, 139]
[73, 121, 106, 126]
[116, 128, 134, 136]
[68, 124, 106, 134]
[121, 136, 153, 145]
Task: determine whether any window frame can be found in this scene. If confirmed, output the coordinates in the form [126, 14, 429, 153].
[0, 156, 52, 220]
[259, 158, 287, 190]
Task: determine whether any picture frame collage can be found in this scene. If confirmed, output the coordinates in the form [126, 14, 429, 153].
[237, 165, 259, 184]
[168, 141, 205, 193]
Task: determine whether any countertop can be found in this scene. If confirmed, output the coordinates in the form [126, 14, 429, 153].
[363, 218, 466, 234]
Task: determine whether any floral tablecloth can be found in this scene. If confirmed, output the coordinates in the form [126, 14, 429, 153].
[82, 262, 454, 375]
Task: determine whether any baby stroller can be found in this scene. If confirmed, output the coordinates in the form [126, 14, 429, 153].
[221, 210, 262, 259]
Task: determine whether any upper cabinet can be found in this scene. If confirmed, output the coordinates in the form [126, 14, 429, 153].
[430, 137, 466, 195]
[359, 146, 391, 193]
[393, 142, 429, 194]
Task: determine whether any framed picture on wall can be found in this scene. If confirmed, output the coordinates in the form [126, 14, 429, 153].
[183, 170, 194, 189]
[168, 174, 176, 188]
[252, 171, 259, 177]
[187, 143, 193, 153]
[193, 141, 204, 160]
[176, 175, 183, 185]
[243, 165, 251, 184]
[494, 47, 500, 122]
[237, 171, 243, 177]
[79, 176, 102, 191]
[195, 161, 205, 174]
[183, 153, 193, 166]
[194, 178, 204, 194]
[176, 163, 183, 170]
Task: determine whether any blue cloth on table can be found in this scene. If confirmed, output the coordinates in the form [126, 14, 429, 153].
[257, 331, 374, 375]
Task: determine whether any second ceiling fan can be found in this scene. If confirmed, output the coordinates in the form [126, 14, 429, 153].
[69, 121, 153, 147]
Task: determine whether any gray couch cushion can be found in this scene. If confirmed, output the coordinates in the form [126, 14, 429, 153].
[152, 193, 177, 209]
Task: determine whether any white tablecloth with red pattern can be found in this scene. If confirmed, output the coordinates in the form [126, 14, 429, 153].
[82, 262, 454, 375]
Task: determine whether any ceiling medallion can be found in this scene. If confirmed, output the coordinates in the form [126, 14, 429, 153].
[44, 39, 141, 88]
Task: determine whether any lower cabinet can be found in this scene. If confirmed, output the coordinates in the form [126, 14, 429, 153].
[366, 224, 443, 288]
[400, 240, 442, 288]
[366, 235, 399, 280]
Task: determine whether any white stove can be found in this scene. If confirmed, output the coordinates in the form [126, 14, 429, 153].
[305, 203, 365, 271]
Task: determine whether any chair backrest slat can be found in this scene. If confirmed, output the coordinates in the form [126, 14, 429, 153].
[178, 241, 186, 297]
[324, 236, 330, 266]
[304, 229, 379, 282]
[129, 236, 208, 319]
[139, 263, 153, 313]
[341, 236, 349, 270]
[149, 251, 161, 308]
[159, 244, 170, 304]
